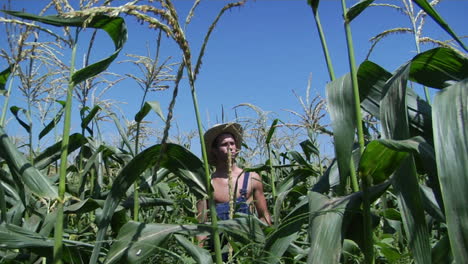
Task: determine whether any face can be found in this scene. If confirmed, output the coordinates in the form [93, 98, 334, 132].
[212, 133, 238, 163]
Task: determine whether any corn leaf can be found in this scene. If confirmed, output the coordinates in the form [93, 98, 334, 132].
[326, 73, 355, 192]
[91, 143, 206, 264]
[358, 61, 433, 143]
[134, 101, 165, 123]
[358, 140, 409, 185]
[0, 127, 58, 199]
[346, 0, 375, 22]
[412, 0, 468, 52]
[266, 118, 279, 144]
[3, 11, 127, 85]
[410, 48, 468, 89]
[433, 78, 468, 263]
[9, 106, 30, 133]
[0, 66, 11, 95]
[307, 0, 320, 14]
[105, 218, 262, 264]
[38, 101, 66, 140]
[307, 182, 390, 264]
[380, 63, 431, 264]
[33, 133, 87, 170]
[0, 223, 54, 249]
[81, 105, 101, 131]
[174, 234, 213, 264]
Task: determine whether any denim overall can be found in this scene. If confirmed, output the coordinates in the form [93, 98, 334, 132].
[215, 172, 250, 220]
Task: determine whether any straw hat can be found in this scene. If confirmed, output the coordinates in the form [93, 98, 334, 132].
[204, 122, 243, 165]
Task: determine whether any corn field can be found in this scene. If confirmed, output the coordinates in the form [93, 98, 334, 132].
[0, 0, 467, 263]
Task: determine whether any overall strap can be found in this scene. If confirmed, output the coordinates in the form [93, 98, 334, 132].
[239, 172, 250, 197]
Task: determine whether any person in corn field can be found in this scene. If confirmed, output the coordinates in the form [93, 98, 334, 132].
[197, 123, 272, 247]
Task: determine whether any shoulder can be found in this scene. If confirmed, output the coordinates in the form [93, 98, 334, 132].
[247, 171, 263, 188]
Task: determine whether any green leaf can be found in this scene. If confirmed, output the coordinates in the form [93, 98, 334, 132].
[358, 140, 409, 185]
[103, 108, 135, 156]
[3, 11, 127, 85]
[266, 118, 279, 144]
[307, 0, 320, 14]
[34, 133, 88, 170]
[0, 127, 58, 199]
[0, 66, 12, 95]
[81, 105, 101, 130]
[91, 143, 206, 264]
[9, 106, 30, 133]
[410, 47, 468, 89]
[38, 101, 66, 140]
[105, 218, 262, 264]
[358, 61, 433, 143]
[412, 0, 468, 52]
[174, 234, 213, 264]
[134, 101, 165, 123]
[346, 0, 375, 22]
[433, 78, 468, 263]
[0, 223, 54, 249]
[380, 62, 431, 264]
[307, 182, 390, 264]
[326, 73, 355, 192]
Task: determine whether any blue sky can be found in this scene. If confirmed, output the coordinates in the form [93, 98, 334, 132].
[1, 0, 467, 158]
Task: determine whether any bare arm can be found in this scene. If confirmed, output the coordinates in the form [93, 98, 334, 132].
[252, 172, 272, 225]
[196, 199, 208, 246]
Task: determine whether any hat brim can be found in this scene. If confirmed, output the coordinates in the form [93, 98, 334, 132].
[204, 123, 243, 165]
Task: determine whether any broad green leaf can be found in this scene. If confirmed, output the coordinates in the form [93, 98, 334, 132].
[0, 127, 58, 199]
[0, 66, 12, 94]
[134, 101, 165, 123]
[307, 182, 390, 264]
[326, 73, 355, 192]
[0, 223, 54, 249]
[412, 0, 468, 52]
[410, 48, 468, 89]
[358, 140, 409, 185]
[81, 105, 101, 131]
[9, 106, 30, 133]
[358, 61, 433, 144]
[299, 138, 320, 161]
[431, 234, 453, 264]
[266, 118, 279, 144]
[4, 11, 127, 85]
[33, 133, 87, 170]
[380, 63, 431, 264]
[433, 78, 468, 263]
[174, 234, 213, 264]
[91, 143, 206, 263]
[105, 218, 262, 264]
[346, 0, 375, 22]
[38, 101, 66, 140]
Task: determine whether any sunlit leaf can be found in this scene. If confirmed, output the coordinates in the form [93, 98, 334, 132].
[433, 78, 468, 263]
[38, 101, 66, 140]
[174, 234, 213, 264]
[0, 127, 58, 199]
[326, 73, 355, 193]
[33, 133, 87, 170]
[0, 66, 12, 94]
[380, 62, 431, 264]
[81, 105, 101, 131]
[9, 106, 30, 133]
[91, 143, 206, 263]
[346, 0, 375, 22]
[410, 47, 468, 89]
[266, 118, 279, 144]
[412, 0, 468, 51]
[358, 140, 409, 185]
[134, 101, 165, 123]
[3, 11, 127, 85]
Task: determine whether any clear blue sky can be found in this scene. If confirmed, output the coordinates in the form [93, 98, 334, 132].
[1, 0, 467, 157]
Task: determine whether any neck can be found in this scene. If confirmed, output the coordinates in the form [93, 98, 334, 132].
[212, 161, 239, 178]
